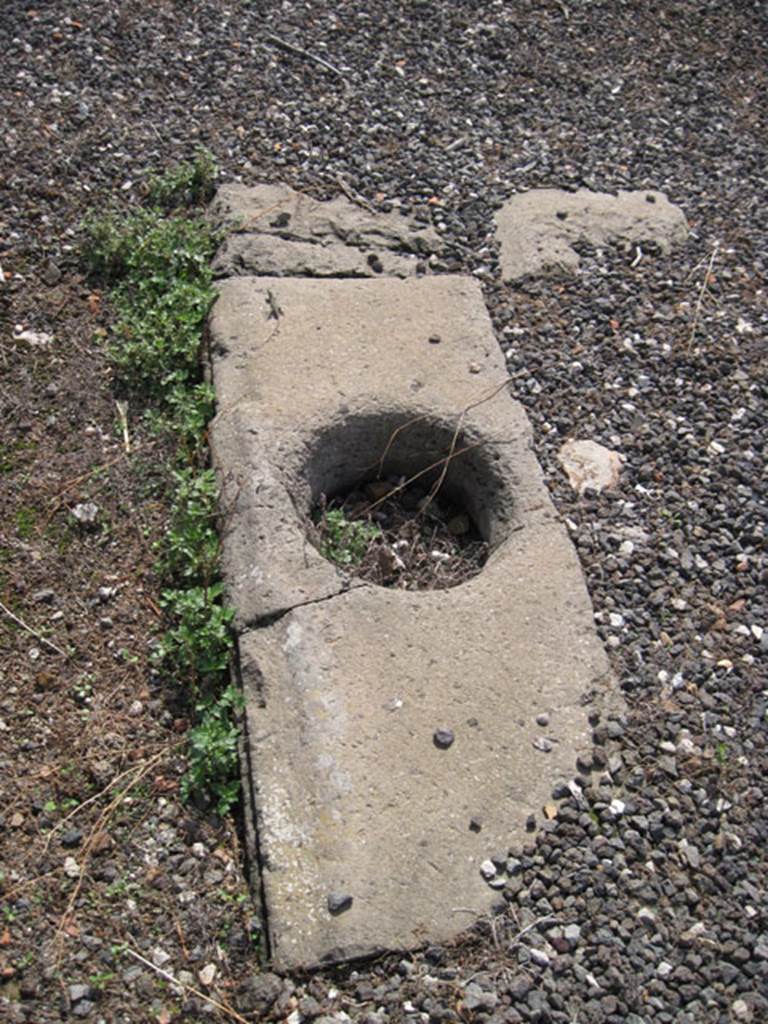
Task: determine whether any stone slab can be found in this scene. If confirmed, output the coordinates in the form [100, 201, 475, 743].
[210, 182, 441, 255]
[209, 273, 619, 968]
[494, 187, 688, 281]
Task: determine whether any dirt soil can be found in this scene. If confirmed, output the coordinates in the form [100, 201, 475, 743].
[1, 1, 767, 1023]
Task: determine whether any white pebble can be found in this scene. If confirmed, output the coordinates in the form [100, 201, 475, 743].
[480, 859, 496, 880]
[152, 947, 171, 968]
[63, 856, 80, 879]
[198, 963, 217, 987]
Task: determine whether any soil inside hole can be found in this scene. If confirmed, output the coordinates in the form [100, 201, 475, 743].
[310, 476, 489, 590]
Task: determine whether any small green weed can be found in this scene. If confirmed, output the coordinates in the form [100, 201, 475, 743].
[147, 149, 217, 211]
[88, 971, 115, 991]
[15, 507, 37, 539]
[0, 439, 34, 475]
[320, 509, 380, 566]
[150, 382, 216, 460]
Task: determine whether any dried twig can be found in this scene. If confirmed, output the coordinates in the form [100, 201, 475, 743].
[124, 947, 250, 1024]
[368, 372, 524, 500]
[54, 747, 180, 955]
[43, 759, 150, 852]
[115, 399, 130, 454]
[264, 33, 347, 80]
[336, 174, 376, 213]
[0, 599, 68, 658]
[508, 914, 557, 946]
[421, 377, 516, 515]
[41, 452, 129, 530]
[688, 241, 719, 353]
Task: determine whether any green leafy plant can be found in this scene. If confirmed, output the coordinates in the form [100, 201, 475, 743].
[156, 584, 234, 691]
[147, 149, 217, 211]
[320, 509, 380, 566]
[156, 467, 221, 584]
[81, 153, 242, 815]
[182, 683, 243, 815]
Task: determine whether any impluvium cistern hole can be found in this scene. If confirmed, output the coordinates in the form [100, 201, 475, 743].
[300, 412, 512, 591]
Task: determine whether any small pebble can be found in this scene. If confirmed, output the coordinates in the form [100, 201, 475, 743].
[63, 857, 80, 879]
[433, 728, 455, 749]
[479, 859, 496, 880]
[327, 892, 353, 914]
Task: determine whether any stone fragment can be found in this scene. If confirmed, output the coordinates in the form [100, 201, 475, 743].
[463, 983, 498, 1012]
[637, 907, 656, 926]
[494, 187, 689, 281]
[210, 183, 441, 255]
[15, 327, 53, 347]
[198, 964, 217, 987]
[236, 972, 283, 1014]
[558, 440, 624, 495]
[679, 839, 701, 869]
[563, 923, 581, 946]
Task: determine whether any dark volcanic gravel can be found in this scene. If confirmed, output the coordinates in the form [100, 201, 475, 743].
[1, 1, 767, 1021]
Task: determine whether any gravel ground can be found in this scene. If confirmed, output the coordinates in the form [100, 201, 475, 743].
[1, 1, 766, 1022]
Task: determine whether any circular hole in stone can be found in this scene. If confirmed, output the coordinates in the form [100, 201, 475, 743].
[295, 411, 513, 591]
